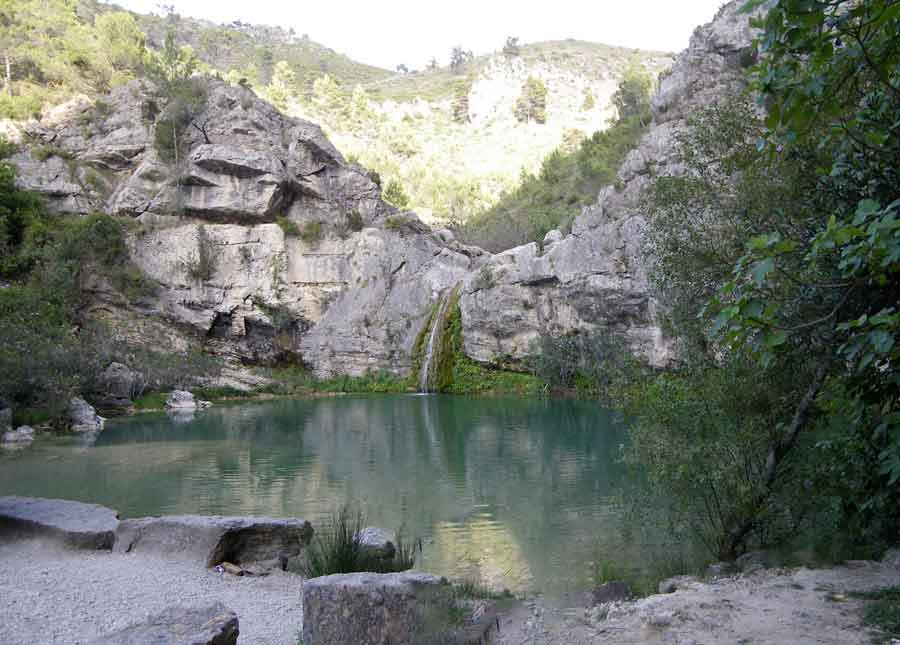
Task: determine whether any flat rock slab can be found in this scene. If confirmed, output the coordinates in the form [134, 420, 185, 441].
[0, 496, 119, 549]
[302, 571, 451, 645]
[114, 515, 313, 566]
[89, 602, 238, 644]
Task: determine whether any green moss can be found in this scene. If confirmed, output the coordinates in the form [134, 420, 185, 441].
[31, 145, 73, 162]
[11, 407, 55, 428]
[384, 215, 409, 230]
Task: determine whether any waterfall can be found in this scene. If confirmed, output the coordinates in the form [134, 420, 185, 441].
[418, 290, 454, 393]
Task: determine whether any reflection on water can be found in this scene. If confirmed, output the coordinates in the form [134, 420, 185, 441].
[0, 395, 629, 593]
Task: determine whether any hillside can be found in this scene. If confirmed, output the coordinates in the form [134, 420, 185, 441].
[290, 41, 673, 241]
[79, 0, 393, 90]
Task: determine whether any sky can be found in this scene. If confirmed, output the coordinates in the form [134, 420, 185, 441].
[109, 0, 726, 71]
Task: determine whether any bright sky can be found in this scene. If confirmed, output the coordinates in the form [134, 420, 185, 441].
[109, 0, 726, 70]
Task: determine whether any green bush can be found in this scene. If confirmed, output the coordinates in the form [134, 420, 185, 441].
[383, 180, 410, 209]
[181, 225, 217, 281]
[514, 76, 548, 124]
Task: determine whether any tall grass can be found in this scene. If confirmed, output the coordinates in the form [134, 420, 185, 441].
[300, 505, 422, 578]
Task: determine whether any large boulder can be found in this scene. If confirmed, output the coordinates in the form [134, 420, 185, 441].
[69, 397, 104, 432]
[0, 496, 119, 549]
[90, 603, 238, 645]
[301, 571, 453, 645]
[114, 515, 313, 566]
[2, 425, 35, 445]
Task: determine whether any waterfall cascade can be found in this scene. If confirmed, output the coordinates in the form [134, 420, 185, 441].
[418, 290, 454, 393]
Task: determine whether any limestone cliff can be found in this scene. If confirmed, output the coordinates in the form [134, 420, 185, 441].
[6, 2, 758, 382]
[458, 2, 759, 368]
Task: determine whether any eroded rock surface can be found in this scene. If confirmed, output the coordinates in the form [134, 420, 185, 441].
[0, 496, 119, 549]
[114, 515, 313, 566]
[89, 603, 239, 645]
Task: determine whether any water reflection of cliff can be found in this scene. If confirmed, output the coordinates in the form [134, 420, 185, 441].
[0, 395, 626, 593]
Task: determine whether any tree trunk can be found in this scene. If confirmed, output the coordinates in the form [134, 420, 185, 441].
[3, 53, 11, 96]
[722, 362, 827, 559]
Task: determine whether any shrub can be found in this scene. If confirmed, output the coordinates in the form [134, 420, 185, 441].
[299, 221, 323, 244]
[276, 216, 300, 237]
[181, 225, 217, 281]
[346, 210, 364, 232]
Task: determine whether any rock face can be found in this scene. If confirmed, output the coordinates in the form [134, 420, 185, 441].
[68, 397, 105, 432]
[457, 1, 760, 368]
[90, 603, 238, 645]
[99, 362, 142, 400]
[301, 571, 451, 645]
[8, 2, 758, 378]
[0, 496, 119, 549]
[113, 515, 313, 566]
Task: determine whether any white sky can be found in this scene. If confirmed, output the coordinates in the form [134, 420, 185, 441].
[109, 0, 727, 70]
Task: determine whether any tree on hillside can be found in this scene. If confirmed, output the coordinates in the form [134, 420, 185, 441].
[451, 84, 470, 123]
[503, 36, 521, 56]
[266, 60, 297, 112]
[450, 46, 473, 70]
[95, 12, 147, 85]
[612, 64, 651, 123]
[514, 76, 548, 124]
[427, 57, 439, 71]
[396, 64, 409, 74]
[383, 180, 410, 209]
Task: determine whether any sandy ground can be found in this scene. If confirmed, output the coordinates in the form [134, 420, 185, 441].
[2, 539, 898, 644]
[0, 540, 304, 644]
[495, 552, 900, 645]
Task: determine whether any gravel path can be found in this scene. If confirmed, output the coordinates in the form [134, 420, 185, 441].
[0, 540, 303, 644]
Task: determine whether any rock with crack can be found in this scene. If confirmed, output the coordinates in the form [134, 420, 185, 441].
[0, 496, 119, 549]
[113, 515, 313, 567]
[89, 602, 238, 645]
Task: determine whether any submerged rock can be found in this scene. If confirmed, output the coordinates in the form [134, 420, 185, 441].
[0, 496, 119, 549]
[89, 603, 238, 645]
[114, 514, 313, 567]
[69, 397, 105, 433]
[301, 571, 449, 645]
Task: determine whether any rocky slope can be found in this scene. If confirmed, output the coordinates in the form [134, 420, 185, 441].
[5, 1, 758, 382]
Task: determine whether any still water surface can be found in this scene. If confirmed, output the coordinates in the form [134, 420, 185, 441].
[0, 395, 634, 593]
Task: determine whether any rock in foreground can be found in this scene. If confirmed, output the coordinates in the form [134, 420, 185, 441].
[89, 603, 238, 645]
[301, 571, 452, 645]
[114, 515, 313, 566]
[0, 496, 118, 549]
